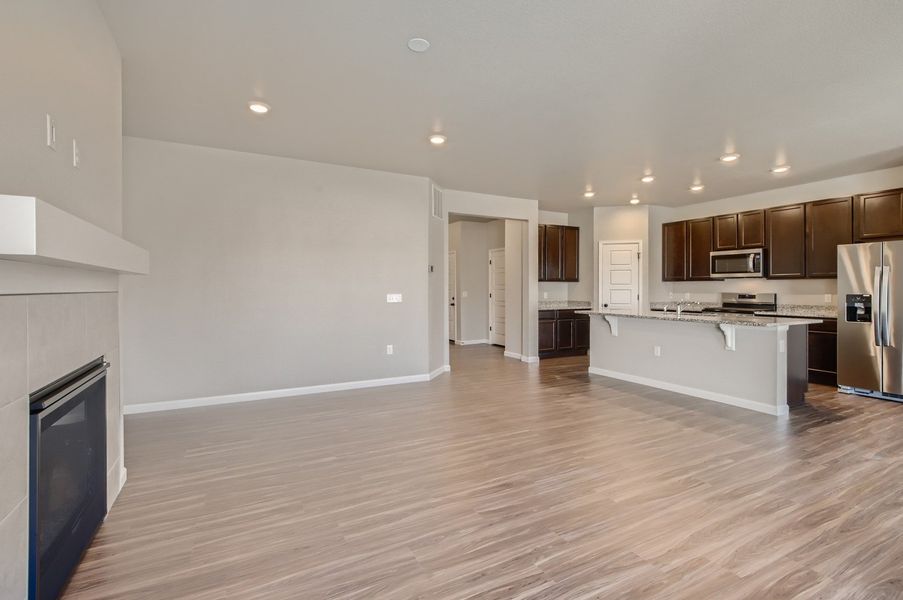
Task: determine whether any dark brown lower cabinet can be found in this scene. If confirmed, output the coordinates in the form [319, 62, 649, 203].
[539, 309, 589, 358]
[808, 319, 837, 386]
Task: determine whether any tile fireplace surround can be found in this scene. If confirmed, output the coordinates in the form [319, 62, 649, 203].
[0, 292, 123, 600]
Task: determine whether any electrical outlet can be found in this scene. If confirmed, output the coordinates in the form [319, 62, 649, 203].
[45, 114, 57, 150]
[462, 291, 468, 298]
[543, 292, 548, 299]
[72, 139, 79, 168]
[386, 293, 403, 303]
[654, 345, 662, 357]
[824, 294, 832, 303]
[386, 344, 394, 355]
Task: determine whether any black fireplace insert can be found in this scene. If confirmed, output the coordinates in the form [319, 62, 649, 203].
[29, 357, 108, 600]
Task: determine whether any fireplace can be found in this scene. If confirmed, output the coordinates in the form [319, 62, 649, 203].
[29, 358, 108, 600]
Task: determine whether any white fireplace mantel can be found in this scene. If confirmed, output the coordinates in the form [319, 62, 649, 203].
[0, 195, 149, 274]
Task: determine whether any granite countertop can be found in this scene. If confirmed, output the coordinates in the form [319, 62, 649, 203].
[755, 305, 838, 319]
[539, 300, 592, 310]
[577, 310, 822, 328]
[647, 302, 837, 319]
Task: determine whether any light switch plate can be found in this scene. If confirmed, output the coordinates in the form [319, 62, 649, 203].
[654, 345, 662, 357]
[386, 293, 403, 303]
[386, 344, 394, 355]
[46, 114, 57, 150]
[72, 139, 79, 167]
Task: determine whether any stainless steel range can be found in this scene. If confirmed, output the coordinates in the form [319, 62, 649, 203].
[702, 292, 777, 315]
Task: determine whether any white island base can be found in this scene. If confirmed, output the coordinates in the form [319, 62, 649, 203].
[584, 312, 820, 416]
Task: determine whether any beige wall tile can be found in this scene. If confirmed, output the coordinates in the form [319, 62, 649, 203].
[27, 294, 88, 391]
[0, 498, 27, 600]
[0, 297, 27, 408]
[85, 292, 119, 359]
[0, 397, 28, 522]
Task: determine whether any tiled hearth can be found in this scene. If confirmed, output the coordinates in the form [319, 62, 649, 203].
[0, 293, 123, 600]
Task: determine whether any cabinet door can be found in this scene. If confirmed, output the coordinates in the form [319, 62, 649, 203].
[575, 317, 590, 350]
[688, 217, 714, 280]
[854, 188, 903, 241]
[544, 225, 563, 281]
[556, 319, 575, 350]
[714, 214, 738, 250]
[538, 317, 557, 353]
[538, 225, 546, 281]
[562, 226, 579, 282]
[806, 197, 852, 278]
[739, 210, 766, 248]
[766, 204, 806, 278]
[662, 221, 688, 281]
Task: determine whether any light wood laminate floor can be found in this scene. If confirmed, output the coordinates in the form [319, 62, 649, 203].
[64, 345, 903, 600]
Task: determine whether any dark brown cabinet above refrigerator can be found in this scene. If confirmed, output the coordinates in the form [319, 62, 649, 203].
[539, 224, 579, 282]
[854, 188, 903, 242]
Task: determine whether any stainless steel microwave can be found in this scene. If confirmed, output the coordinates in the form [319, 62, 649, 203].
[710, 248, 765, 278]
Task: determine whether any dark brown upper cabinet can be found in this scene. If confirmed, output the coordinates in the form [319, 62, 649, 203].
[662, 221, 688, 281]
[687, 217, 714, 280]
[714, 214, 738, 250]
[738, 210, 766, 248]
[543, 224, 562, 281]
[538, 225, 579, 282]
[806, 197, 852, 278]
[562, 226, 579, 281]
[538, 225, 546, 281]
[854, 188, 903, 242]
[766, 204, 806, 278]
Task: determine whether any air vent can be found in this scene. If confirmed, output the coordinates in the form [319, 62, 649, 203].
[431, 183, 443, 219]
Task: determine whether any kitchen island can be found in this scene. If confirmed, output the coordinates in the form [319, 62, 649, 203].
[579, 310, 822, 416]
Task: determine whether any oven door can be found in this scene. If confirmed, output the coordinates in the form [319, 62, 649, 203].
[710, 249, 765, 278]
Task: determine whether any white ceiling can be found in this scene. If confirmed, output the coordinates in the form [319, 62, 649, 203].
[98, 0, 903, 211]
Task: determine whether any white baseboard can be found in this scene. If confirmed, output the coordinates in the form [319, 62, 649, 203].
[521, 356, 540, 364]
[124, 372, 436, 415]
[503, 350, 522, 360]
[587, 366, 788, 417]
[429, 365, 451, 379]
[455, 339, 490, 346]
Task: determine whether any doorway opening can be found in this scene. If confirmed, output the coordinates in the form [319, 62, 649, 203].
[447, 214, 526, 365]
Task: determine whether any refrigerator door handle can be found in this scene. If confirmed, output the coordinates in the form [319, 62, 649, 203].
[874, 266, 883, 346]
[882, 265, 891, 347]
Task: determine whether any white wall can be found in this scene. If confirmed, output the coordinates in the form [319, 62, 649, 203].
[0, 0, 123, 294]
[121, 137, 431, 406]
[0, 2, 124, 597]
[648, 165, 903, 304]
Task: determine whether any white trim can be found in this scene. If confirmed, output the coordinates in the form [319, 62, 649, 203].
[124, 373, 434, 415]
[521, 356, 540, 364]
[503, 350, 522, 360]
[455, 339, 490, 345]
[429, 365, 451, 380]
[587, 366, 788, 417]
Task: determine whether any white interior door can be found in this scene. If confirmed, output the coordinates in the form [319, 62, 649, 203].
[448, 251, 457, 342]
[600, 242, 640, 314]
[489, 248, 506, 346]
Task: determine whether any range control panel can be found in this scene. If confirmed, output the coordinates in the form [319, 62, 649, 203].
[845, 294, 872, 323]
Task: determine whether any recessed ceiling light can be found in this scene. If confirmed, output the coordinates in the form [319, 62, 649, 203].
[719, 152, 740, 163]
[629, 193, 640, 205]
[248, 101, 270, 114]
[640, 174, 655, 183]
[770, 164, 791, 174]
[429, 133, 447, 146]
[583, 190, 595, 199]
[407, 38, 431, 53]
[689, 183, 705, 192]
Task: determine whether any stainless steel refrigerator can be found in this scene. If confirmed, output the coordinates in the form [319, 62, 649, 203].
[837, 241, 903, 400]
